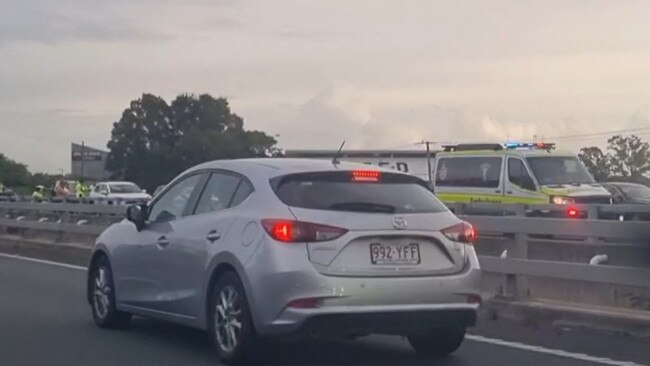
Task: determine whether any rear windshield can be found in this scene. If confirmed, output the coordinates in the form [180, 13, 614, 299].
[273, 171, 447, 214]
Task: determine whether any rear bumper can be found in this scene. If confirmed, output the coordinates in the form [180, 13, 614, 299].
[276, 305, 478, 337]
[245, 238, 481, 336]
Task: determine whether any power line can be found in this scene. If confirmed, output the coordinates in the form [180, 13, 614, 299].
[546, 125, 650, 141]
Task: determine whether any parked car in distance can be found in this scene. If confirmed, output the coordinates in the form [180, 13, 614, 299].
[89, 181, 152, 203]
[602, 182, 650, 205]
[87, 158, 481, 365]
[0, 188, 19, 201]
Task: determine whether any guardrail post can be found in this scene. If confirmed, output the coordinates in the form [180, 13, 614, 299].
[506, 204, 530, 299]
[587, 205, 599, 220]
[585, 205, 600, 245]
[56, 210, 71, 243]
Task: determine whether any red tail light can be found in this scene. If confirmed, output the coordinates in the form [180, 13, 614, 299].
[352, 170, 380, 182]
[441, 222, 476, 244]
[566, 206, 580, 218]
[261, 219, 348, 243]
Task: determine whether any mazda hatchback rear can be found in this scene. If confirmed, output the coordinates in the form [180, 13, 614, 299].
[88, 159, 480, 365]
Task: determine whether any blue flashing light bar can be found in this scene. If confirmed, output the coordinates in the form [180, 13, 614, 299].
[504, 141, 556, 150]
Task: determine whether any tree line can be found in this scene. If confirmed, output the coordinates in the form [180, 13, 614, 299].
[0, 154, 59, 194]
[579, 135, 650, 184]
[0, 93, 281, 194]
[106, 93, 281, 192]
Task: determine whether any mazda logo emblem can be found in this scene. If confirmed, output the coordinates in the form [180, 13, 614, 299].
[392, 216, 407, 230]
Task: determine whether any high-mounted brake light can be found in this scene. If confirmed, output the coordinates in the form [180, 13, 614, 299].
[261, 219, 348, 243]
[352, 170, 381, 182]
[441, 222, 476, 244]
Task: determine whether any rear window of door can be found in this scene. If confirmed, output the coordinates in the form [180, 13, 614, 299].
[194, 172, 242, 215]
[148, 174, 205, 223]
[273, 171, 447, 214]
[435, 157, 502, 188]
[230, 180, 254, 207]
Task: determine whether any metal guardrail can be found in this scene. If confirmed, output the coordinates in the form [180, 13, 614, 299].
[448, 203, 650, 311]
[0, 201, 648, 311]
[450, 202, 650, 220]
[0, 201, 125, 244]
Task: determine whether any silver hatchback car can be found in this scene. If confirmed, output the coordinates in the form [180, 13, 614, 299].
[87, 158, 481, 364]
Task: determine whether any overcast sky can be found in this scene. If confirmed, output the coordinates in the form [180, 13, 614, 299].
[2, 0, 650, 173]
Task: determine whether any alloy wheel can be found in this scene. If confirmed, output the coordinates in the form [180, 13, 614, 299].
[214, 286, 243, 353]
[93, 267, 111, 319]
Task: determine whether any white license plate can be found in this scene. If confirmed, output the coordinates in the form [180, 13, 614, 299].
[370, 243, 421, 265]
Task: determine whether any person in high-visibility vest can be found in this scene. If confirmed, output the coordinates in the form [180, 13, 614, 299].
[32, 185, 45, 201]
[76, 180, 87, 198]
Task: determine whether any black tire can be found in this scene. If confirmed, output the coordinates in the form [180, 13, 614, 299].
[408, 327, 466, 359]
[208, 271, 258, 365]
[89, 256, 131, 328]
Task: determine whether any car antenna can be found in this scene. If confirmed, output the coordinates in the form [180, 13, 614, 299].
[332, 140, 346, 165]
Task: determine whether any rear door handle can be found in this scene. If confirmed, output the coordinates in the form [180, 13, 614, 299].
[506, 191, 513, 194]
[157, 236, 170, 247]
[206, 230, 221, 243]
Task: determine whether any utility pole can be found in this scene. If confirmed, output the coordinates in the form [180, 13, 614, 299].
[426, 141, 432, 184]
[80, 141, 85, 180]
[419, 140, 434, 184]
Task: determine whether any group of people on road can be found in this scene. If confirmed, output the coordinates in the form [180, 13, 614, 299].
[0, 180, 89, 201]
[31, 179, 90, 201]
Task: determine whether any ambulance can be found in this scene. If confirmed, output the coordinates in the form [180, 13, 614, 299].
[432, 142, 612, 204]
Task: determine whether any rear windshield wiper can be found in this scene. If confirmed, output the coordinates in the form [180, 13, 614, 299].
[329, 202, 396, 213]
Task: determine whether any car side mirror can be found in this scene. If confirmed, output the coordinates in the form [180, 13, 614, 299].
[126, 204, 148, 231]
[521, 177, 537, 191]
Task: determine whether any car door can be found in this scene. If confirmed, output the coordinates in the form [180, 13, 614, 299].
[505, 156, 546, 203]
[434, 155, 505, 203]
[117, 173, 207, 313]
[162, 171, 247, 317]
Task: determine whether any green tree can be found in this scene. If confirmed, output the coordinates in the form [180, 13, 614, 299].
[0, 153, 30, 187]
[106, 94, 175, 191]
[578, 146, 611, 182]
[106, 93, 279, 191]
[607, 135, 650, 179]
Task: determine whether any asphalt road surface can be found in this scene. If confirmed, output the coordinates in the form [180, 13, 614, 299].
[1, 253, 648, 366]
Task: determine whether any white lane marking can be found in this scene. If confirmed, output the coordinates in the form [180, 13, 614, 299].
[467, 335, 648, 366]
[0, 252, 646, 366]
[0, 252, 86, 271]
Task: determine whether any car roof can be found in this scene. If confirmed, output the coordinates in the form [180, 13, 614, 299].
[187, 158, 406, 178]
[436, 149, 576, 157]
[602, 182, 646, 187]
